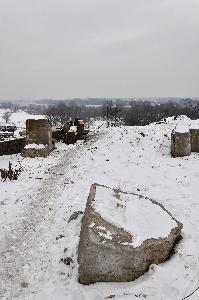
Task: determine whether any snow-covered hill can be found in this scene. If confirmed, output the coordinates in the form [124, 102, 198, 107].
[0, 116, 199, 300]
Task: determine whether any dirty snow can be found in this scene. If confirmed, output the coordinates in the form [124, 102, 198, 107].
[69, 126, 77, 132]
[97, 226, 113, 241]
[0, 115, 199, 300]
[93, 185, 177, 247]
[24, 144, 47, 149]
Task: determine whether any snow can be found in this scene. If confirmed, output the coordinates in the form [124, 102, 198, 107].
[0, 109, 46, 139]
[96, 226, 113, 241]
[93, 185, 177, 247]
[0, 109, 10, 124]
[89, 222, 95, 228]
[24, 143, 47, 149]
[69, 126, 77, 132]
[174, 125, 190, 133]
[9, 111, 46, 128]
[0, 114, 199, 300]
[190, 124, 199, 129]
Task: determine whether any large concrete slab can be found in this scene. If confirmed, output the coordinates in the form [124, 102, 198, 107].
[23, 119, 54, 157]
[78, 184, 183, 284]
[171, 128, 191, 157]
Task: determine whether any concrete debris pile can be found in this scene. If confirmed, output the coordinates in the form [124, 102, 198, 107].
[0, 117, 88, 158]
[20, 117, 88, 158]
[52, 118, 88, 145]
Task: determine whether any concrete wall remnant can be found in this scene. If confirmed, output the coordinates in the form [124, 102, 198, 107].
[190, 128, 199, 152]
[0, 138, 25, 156]
[171, 130, 191, 157]
[22, 119, 54, 158]
[26, 119, 53, 147]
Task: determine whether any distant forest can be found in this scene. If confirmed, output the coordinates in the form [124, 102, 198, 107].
[1, 98, 199, 127]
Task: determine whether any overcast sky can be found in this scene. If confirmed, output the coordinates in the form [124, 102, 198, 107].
[0, 0, 198, 99]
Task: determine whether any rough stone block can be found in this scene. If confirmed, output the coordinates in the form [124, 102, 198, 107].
[26, 119, 52, 147]
[78, 184, 183, 284]
[24, 119, 54, 157]
[190, 128, 199, 152]
[64, 131, 77, 145]
[74, 117, 81, 126]
[52, 130, 62, 142]
[171, 130, 191, 157]
[77, 120, 84, 140]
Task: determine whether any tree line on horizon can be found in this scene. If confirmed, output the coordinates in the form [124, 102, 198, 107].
[1, 99, 199, 127]
[43, 99, 199, 127]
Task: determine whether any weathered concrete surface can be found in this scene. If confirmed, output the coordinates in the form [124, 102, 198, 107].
[78, 184, 183, 284]
[64, 131, 77, 145]
[74, 117, 81, 126]
[190, 128, 199, 152]
[26, 119, 53, 150]
[0, 138, 25, 156]
[171, 131, 191, 157]
[52, 130, 62, 142]
[62, 123, 70, 134]
[77, 120, 84, 140]
[23, 119, 54, 157]
[22, 145, 49, 158]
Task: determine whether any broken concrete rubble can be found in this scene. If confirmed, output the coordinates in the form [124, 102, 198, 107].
[78, 184, 183, 284]
[53, 118, 88, 144]
[63, 131, 77, 145]
[74, 117, 81, 126]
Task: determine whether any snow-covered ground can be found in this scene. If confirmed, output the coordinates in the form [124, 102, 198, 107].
[9, 111, 46, 129]
[0, 109, 46, 138]
[0, 115, 199, 300]
[93, 185, 178, 248]
[0, 109, 45, 127]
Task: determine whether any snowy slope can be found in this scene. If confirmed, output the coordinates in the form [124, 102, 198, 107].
[0, 116, 199, 300]
[9, 111, 46, 129]
[0, 109, 45, 128]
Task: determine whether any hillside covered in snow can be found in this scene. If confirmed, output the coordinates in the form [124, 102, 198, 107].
[0, 115, 199, 300]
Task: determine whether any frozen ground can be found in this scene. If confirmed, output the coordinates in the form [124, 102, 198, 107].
[0, 115, 199, 300]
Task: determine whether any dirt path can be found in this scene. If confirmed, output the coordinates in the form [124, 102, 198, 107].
[0, 132, 103, 300]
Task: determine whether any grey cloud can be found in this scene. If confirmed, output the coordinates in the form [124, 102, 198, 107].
[0, 0, 198, 99]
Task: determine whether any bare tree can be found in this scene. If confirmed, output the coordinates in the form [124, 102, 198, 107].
[102, 101, 124, 127]
[2, 111, 12, 123]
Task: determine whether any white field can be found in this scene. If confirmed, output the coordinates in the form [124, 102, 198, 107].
[0, 114, 199, 300]
[0, 109, 46, 137]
